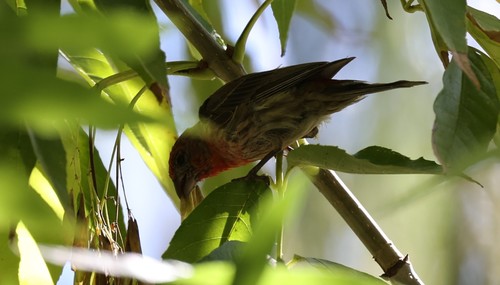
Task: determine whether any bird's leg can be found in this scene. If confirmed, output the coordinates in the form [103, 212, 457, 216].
[232, 149, 282, 185]
[247, 149, 281, 177]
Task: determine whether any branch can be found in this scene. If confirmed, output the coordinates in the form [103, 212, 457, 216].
[158, 1, 424, 283]
[154, 0, 245, 82]
[303, 168, 423, 284]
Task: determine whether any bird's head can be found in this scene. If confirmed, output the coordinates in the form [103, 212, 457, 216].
[169, 134, 214, 199]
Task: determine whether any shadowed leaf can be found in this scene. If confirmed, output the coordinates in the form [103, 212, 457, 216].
[287, 145, 441, 174]
[432, 48, 500, 172]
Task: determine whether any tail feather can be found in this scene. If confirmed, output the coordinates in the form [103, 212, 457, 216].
[326, 80, 427, 97]
[318, 79, 427, 113]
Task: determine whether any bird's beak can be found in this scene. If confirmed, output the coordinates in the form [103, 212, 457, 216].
[173, 173, 197, 199]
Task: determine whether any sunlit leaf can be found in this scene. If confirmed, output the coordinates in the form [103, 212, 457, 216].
[287, 145, 442, 174]
[432, 48, 500, 172]
[16, 222, 54, 285]
[61, 48, 178, 207]
[28, 132, 70, 210]
[163, 179, 269, 263]
[29, 167, 65, 221]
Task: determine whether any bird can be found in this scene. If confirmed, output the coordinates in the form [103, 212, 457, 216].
[169, 57, 426, 199]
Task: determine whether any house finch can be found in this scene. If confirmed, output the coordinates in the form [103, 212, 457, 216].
[170, 57, 425, 199]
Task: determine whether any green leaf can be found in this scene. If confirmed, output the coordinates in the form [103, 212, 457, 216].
[422, 0, 467, 53]
[0, 72, 152, 132]
[58, 123, 126, 236]
[271, 0, 296, 56]
[27, 131, 70, 211]
[466, 7, 500, 68]
[0, 226, 19, 285]
[179, 261, 386, 285]
[231, 174, 308, 285]
[0, 129, 71, 283]
[163, 179, 269, 263]
[27, 12, 159, 59]
[16, 222, 54, 285]
[61, 48, 178, 206]
[479, 50, 500, 148]
[0, 8, 155, 132]
[432, 48, 500, 172]
[287, 145, 442, 174]
[200, 240, 246, 262]
[93, 0, 170, 102]
[288, 255, 386, 284]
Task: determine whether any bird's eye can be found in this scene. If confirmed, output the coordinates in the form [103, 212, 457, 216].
[175, 152, 187, 167]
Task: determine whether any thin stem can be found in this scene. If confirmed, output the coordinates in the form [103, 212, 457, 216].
[400, 0, 423, 13]
[274, 151, 285, 263]
[233, 0, 274, 64]
[94, 61, 204, 91]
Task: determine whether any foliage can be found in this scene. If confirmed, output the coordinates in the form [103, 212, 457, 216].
[0, 0, 499, 284]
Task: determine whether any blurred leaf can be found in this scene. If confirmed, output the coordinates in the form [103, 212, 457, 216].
[271, 0, 296, 56]
[94, 0, 170, 104]
[27, 12, 158, 59]
[432, 48, 500, 172]
[61, 48, 178, 207]
[39, 245, 193, 283]
[177, 261, 386, 285]
[0, 227, 19, 285]
[288, 255, 386, 284]
[0, 164, 68, 282]
[0, 71, 152, 132]
[466, 7, 500, 68]
[27, 132, 70, 211]
[0, 10, 155, 131]
[232, 174, 308, 285]
[163, 179, 269, 263]
[287, 145, 442, 174]
[15, 222, 54, 285]
[29, 167, 65, 222]
[295, 0, 336, 33]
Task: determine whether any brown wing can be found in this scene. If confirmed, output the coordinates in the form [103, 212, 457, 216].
[198, 58, 355, 127]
